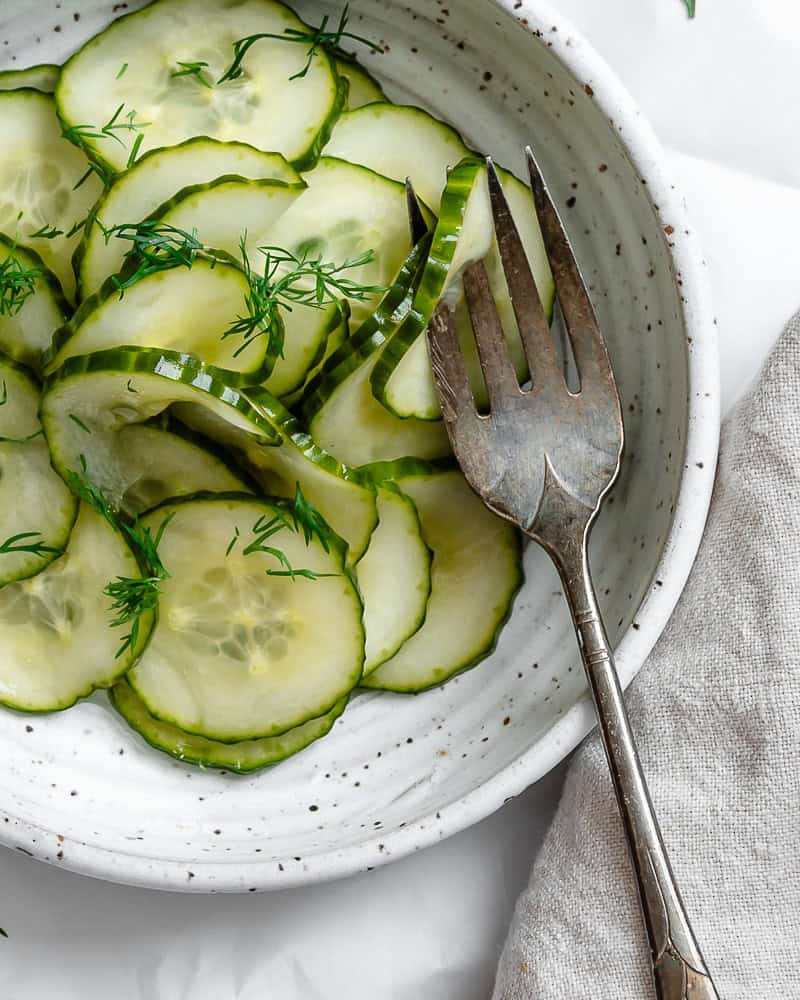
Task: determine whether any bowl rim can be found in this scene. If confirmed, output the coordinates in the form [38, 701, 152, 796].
[1, 0, 720, 892]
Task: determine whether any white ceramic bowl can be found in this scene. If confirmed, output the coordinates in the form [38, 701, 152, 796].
[0, 0, 718, 891]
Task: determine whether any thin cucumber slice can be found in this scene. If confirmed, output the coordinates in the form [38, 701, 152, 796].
[0, 64, 60, 94]
[44, 258, 271, 385]
[0, 504, 153, 712]
[281, 310, 349, 411]
[127, 495, 364, 741]
[0, 358, 76, 585]
[78, 139, 300, 299]
[372, 158, 555, 419]
[363, 466, 522, 693]
[325, 103, 470, 211]
[357, 484, 431, 675]
[303, 238, 451, 464]
[41, 348, 377, 561]
[335, 57, 385, 110]
[111, 677, 346, 773]
[114, 425, 250, 515]
[56, 0, 346, 174]
[0, 236, 67, 373]
[254, 157, 418, 397]
[0, 90, 103, 303]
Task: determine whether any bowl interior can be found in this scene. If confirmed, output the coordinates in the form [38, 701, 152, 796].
[0, 0, 708, 890]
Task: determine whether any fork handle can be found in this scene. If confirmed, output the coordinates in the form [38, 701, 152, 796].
[553, 537, 720, 1000]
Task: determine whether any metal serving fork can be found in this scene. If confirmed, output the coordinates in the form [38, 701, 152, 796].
[420, 152, 719, 1000]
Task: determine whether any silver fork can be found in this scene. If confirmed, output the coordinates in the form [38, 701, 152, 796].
[421, 152, 720, 1000]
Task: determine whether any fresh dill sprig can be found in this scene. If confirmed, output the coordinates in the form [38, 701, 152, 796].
[0, 382, 6, 406]
[0, 530, 61, 559]
[218, 3, 383, 84]
[684, 0, 696, 15]
[0, 247, 43, 317]
[68, 413, 92, 434]
[62, 103, 150, 184]
[116, 62, 129, 79]
[0, 429, 44, 446]
[97, 220, 212, 296]
[290, 483, 332, 552]
[225, 237, 383, 358]
[171, 60, 213, 88]
[66, 455, 172, 658]
[29, 223, 64, 240]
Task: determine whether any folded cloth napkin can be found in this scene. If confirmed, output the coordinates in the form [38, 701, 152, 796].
[493, 312, 800, 1000]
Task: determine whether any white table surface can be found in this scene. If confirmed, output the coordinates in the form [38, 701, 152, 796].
[2, 1, 799, 996]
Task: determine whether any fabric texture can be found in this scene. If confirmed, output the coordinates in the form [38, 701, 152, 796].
[493, 313, 800, 1000]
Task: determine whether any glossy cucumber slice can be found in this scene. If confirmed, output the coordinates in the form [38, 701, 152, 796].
[113, 425, 250, 516]
[0, 90, 103, 303]
[362, 466, 522, 692]
[0, 504, 153, 712]
[0, 357, 76, 586]
[41, 348, 377, 561]
[303, 237, 451, 465]
[335, 56, 385, 110]
[126, 495, 364, 741]
[56, 0, 346, 174]
[372, 158, 555, 419]
[0, 236, 67, 373]
[0, 64, 60, 94]
[44, 258, 271, 385]
[357, 484, 431, 675]
[78, 139, 300, 299]
[111, 677, 347, 773]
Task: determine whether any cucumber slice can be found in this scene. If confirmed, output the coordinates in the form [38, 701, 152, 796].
[335, 57, 385, 111]
[56, 0, 345, 174]
[371, 159, 556, 419]
[41, 348, 377, 562]
[78, 139, 300, 299]
[280, 310, 349, 411]
[325, 103, 470, 211]
[357, 485, 431, 675]
[0, 64, 60, 94]
[362, 466, 522, 693]
[111, 677, 346, 773]
[0, 90, 104, 303]
[0, 358, 76, 586]
[303, 238, 451, 465]
[0, 503, 152, 712]
[126, 495, 364, 741]
[114, 425, 250, 515]
[0, 236, 67, 373]
[44, 258, 271, 385]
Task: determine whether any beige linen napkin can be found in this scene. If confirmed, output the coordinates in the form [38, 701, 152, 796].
[493, 313, 800, 999]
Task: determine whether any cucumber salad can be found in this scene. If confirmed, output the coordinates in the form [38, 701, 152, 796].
[0, 0, 554, 773]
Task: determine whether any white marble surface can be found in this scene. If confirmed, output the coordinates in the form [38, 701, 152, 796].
[2, 1, 799, 996]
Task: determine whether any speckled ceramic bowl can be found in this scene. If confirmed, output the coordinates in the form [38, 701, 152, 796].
[0, 0, 718, 891]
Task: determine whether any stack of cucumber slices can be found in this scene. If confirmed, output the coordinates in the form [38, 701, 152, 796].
[0, 0, 554, 773]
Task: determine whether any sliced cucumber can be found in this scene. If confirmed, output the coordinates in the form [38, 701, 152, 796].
[357, 485, 431, 675]
[0, 358, 76, 586]
[325, 103, 470, 211]
[0, 90, 104, 303]
[111, 676, 346, 773]
[0, 504, 152, 712]
[362, 466, 522, 692]
[57, 0, 345, 175]
[280, 310, 350, 411]
[115, 425, 250, 515]
[303, 237, 451, 465]
[126, 495, 364, 741]
[78, 139, 300, 299]
[257, 156, 418, 397]
[335, 56, 385, 111]
[0, 236, 67, 373]
[0, 64, 60, 94]
[44, 259, 271, 385]
[41, 348, 377, 562]
[371, 159, 555, 419]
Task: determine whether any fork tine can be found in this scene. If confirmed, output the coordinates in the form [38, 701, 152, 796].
[426, 301, 477, 426]
[525, 146, 614, 388]
[486, 158, 559, 380]
[462, 259, 520, 406]
[405, 178, 429, 245]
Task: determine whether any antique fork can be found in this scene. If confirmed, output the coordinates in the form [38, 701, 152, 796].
[420, 152, 720, 1000]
